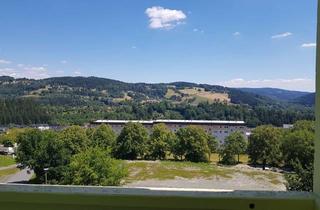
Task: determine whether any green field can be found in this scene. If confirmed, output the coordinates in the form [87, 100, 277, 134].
[209, 154, 249, 164]
[125, 161, 233, 183]
[125, 160, 283, 187]
[0, 156, 16, 167]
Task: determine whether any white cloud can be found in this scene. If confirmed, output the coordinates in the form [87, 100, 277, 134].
[301, 43, 316, 48]
[131, 45, 137, 49]
[0, 68, 17, 77]
[193, 28, 204, 33]
[219, 78, 314, 92]
[60, 60, 67, 64]
[0, 65, 50, 79]
[271, 32, 292, 39]
[0, 59, 11, 64]
[145, 6, 187, 30]
[74, 71, 82, 76]
[22, 66, 50, 79]
[233, 32, 241, 36]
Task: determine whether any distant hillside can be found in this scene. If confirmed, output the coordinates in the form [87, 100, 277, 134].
[0, 76, 277, 107]
[0, 76, 314, 126]
[239, 87, 310, 101]
[292, 93, 315, 107]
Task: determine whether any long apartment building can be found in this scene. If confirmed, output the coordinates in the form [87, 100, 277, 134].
[91, 120, 247, 144]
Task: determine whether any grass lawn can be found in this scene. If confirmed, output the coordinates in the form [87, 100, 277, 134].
[125, 161, 234, 183]
[125, 160, 284, 187]
[209, 153, 249, 164]
[0, 155, 16, 167]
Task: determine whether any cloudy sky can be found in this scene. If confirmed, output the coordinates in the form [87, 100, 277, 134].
[0, 0, 317, 91]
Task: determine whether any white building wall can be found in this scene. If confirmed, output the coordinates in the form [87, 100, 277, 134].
[92, 120, 247, 144]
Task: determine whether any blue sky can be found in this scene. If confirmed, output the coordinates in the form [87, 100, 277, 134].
[0, 0, 317, 91]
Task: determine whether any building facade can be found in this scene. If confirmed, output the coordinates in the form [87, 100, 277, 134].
[91, 120, 247, 144]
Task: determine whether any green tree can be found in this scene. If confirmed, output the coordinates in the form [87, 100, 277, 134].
[207, 136, 218, 161]
[219, 145, 237, 165]
[85, 127, 95, 139]
[16, 129, 70, 183]
[146, 123, 174, 160]
[170, 133, 185, 161]
[64, 148, 127, 186]
[281, 130, 314, 169]
[16, 129, 43, 168]
[247, 125, 283, 170]
[285, 163, 313, 192]
[91, 124, 116, 149]
[0, 128, 28, 145]
[176, 126, 209, 162]
[59, 126, 90, 155]
[282, 120, 315, 191]
[292, 120, 315, 133]
[231, 131, 247, 163]
[114, 122, 148, 160]
[2, 138, 14, 147]
[220, 132, 247, 165]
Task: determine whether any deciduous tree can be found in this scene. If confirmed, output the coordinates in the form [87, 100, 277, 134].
[247, 125, 282, 169]
[64, 148, 127, 186]
[176, 126, 209, 162]
[146, 123, 174, 160]
[114, 122, 148, 160]
[91, 124, 116, 150]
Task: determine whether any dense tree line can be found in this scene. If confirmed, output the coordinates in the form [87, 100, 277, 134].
[11, 120, 316, 190]
[15, 123, 220, 185]
[0, 98, 50, 125]
[102, 101, 314, 127]
[246, 121, 315, 191]
[0, 98, 313, 128]
[0, 76, 314, 128]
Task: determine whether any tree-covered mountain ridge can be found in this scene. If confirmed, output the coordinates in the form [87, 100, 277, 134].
[0, 76, 313, 107]
[0, 76, 314, 126]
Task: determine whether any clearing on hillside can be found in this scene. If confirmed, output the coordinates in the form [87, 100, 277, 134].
[165, 87, 230, 105]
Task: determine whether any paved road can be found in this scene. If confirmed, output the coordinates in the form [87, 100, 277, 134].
[3, 168, 34, 184]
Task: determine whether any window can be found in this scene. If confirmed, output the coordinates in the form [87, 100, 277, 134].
[0, 1, 318, 209]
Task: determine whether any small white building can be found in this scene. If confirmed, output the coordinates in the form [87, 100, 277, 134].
[283, 124, 294, 129]
[0, 145, 15, 155]
[92, 119, 247, 144]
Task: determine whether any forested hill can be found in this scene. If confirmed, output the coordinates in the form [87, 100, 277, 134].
[238, 88, 311, 102]
[0, 76, 314, 127]
[0, 76, 286, 106]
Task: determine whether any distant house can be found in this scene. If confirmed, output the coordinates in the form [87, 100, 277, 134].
[0, 145, 15, 155]
[37, 125, 50, 131]
[0, 127, 8, 134]
[91, 119, 247, 144]
[283, 124, 294, 129]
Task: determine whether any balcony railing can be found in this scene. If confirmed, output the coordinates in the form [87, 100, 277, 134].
[0, 184, 316, 210]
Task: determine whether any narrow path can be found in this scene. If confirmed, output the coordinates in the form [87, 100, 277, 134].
[0, 164, 17, 171]
[4, 168, 34, 183]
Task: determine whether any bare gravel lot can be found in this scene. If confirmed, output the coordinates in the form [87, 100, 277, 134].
[124, 161, 286, 191]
